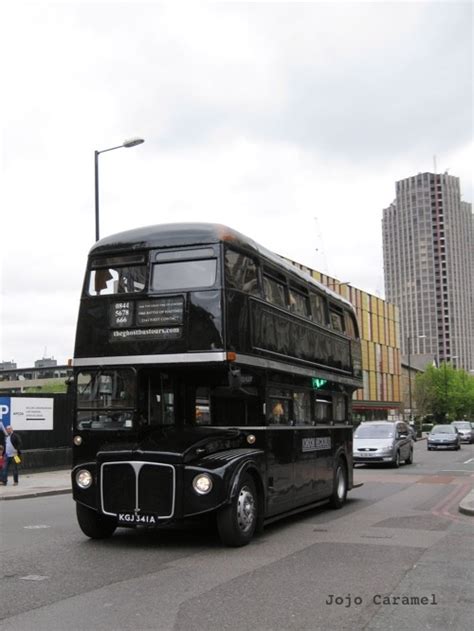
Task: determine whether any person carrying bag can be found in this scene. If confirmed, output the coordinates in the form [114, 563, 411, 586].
[1, 425, 22, 486]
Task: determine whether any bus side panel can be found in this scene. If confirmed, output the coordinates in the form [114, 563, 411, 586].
[250, 302, 352, 372]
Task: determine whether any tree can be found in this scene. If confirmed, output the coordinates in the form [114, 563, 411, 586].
[414, 364, 474, 422]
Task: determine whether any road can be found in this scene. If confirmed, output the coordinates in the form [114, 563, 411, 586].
[0, 441, 473, 631]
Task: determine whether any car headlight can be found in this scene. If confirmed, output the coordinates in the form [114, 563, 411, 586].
[192, 473, 213, 495]
[75, 469, 93, 489]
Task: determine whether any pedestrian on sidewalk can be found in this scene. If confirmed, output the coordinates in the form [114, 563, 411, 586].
[1, 425, 22, 486]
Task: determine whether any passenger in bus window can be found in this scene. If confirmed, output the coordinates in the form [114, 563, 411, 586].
[270, 401, 285, 424]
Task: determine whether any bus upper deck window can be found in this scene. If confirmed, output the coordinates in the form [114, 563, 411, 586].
[151, 259, 217, 291]
[344, 312, 358, 338]
[289, 288, 310, 318]
[225, 249, 260, 296]
[263, 275, 287, 309]
[310, 293, 326, 325]
[329, 309, 344, 332]
[88, 266, 146, 296]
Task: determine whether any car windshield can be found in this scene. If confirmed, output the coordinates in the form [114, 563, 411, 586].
[431, 425, 455, 434]
[354, 425, 394, 439]
[453, 422, 470, 429]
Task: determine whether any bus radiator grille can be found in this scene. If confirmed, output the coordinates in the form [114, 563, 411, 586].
[101, 462, 175, 518]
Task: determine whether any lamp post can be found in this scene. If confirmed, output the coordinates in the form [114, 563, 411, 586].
[94, 137, 145, 241]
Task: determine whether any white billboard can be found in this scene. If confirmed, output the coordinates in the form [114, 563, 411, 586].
[0, 397, 54, 431]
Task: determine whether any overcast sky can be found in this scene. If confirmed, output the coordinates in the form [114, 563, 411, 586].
[1, 0, 472, 368]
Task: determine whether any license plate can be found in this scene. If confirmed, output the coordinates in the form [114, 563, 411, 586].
[117, 512, 158, 525]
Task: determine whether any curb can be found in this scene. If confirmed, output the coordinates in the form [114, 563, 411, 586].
[458, 489, 474, 516]
[0, 488, 71, 501]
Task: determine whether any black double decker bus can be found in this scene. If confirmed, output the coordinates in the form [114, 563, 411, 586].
[72, 223, 362, 546]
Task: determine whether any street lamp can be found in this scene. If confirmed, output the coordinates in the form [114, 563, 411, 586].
[94, 137, 145, 241]
[407, 334, 426, 423]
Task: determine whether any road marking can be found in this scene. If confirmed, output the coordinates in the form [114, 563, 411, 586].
[432, 479, 473, 523]
[20, 575, 49, 581]
[462, 458, 474, 464]
[24, 525, 51, 529]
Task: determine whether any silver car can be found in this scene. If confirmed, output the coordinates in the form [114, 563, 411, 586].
[451, 421, 474, 444]
[353, 421, 413, 467]
[427, 424, 461, 451]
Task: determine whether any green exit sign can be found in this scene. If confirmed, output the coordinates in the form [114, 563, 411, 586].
[312, 378, 327, 389]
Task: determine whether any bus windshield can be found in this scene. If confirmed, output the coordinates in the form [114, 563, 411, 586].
[76, 369, 136, 430]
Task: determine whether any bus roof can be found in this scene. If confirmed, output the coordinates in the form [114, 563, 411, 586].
[90, 223, 355, 311]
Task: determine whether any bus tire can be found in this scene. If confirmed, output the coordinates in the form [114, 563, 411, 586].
[217, 474, 258, 547]
[76, 503, 116, 539]
[329, 459, 348, 509]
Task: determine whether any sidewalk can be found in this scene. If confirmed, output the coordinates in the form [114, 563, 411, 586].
[0, 469, 71, 500]
[1, 466, 473, 515]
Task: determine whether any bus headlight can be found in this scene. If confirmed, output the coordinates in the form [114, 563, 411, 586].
[192, 473, 213, 495]
[76, 469, 93, 489]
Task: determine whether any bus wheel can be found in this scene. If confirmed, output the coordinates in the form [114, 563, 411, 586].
[76, 503, 116, 539]
[329, 460, 348, 509]
[217, 474, 258, 547]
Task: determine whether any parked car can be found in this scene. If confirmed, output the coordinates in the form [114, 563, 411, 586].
[427, 424, 461, 451]
[408, 424, 417, 441]
[353, 421, 413, 467]
[451, 421, 474, 444]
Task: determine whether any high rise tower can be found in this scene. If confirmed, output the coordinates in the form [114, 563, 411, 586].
[382, 172, 473, 372]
